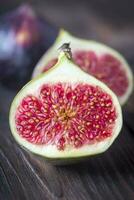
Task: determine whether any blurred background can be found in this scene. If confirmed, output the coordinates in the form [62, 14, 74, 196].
[1, 0, 134, 61]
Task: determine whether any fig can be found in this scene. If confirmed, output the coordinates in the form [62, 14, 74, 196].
[10, 45, 122, 164]
[32, 30, 133, 105]
[0, 4, 58, 89]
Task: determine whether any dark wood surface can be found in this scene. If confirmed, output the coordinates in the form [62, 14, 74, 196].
[0, 1, 134, 199]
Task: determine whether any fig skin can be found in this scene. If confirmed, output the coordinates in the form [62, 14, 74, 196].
[0, 4, 58, 89]
[24, 147, 97, 166]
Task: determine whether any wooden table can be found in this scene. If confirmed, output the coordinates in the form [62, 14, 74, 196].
[0, 1, 134, 199]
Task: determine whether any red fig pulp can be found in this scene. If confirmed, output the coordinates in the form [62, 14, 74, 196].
[16, 83, 117, 150]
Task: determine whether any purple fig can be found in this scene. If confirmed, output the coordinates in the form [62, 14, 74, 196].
[0, 4, 58, 89]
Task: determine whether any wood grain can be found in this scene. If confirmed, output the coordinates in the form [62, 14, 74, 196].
[0, 0, 134, 199]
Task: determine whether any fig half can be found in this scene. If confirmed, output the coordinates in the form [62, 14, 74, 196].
[32, 30, 133, 105]
[10, 48, 122, 163]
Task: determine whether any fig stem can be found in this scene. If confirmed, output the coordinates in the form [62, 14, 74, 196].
[58, 43, 72, 60]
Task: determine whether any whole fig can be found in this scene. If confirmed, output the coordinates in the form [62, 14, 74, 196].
[0, 4, 58, 89]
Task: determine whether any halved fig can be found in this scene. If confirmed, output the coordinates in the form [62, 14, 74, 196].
[32, 30, 133, 105]
[10, 49, 122, 163]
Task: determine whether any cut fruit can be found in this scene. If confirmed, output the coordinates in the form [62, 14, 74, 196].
[10, 49, 122, 163]
[32, 30, 133, 105]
